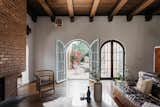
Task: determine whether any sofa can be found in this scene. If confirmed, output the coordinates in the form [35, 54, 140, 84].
[113, 72, 160, 107]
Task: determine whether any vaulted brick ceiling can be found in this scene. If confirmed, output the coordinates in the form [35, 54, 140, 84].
[27, 0, 160, 22]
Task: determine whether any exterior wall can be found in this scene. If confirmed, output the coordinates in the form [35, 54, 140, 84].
[34, 16, 160, 80]
[0, 0, 26, 98]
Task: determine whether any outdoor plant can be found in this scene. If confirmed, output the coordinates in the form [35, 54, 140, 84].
[116, 72, 123, 80]
[70, 54, 77, 69]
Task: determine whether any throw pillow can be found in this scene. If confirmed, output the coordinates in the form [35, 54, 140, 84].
[136, 78, 153, 94]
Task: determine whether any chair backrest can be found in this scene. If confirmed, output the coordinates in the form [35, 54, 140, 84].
[35, 70, 54, 79]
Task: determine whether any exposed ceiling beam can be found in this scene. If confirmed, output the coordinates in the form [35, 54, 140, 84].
[145, 7, 160, 21]
[145, 15, 152, 21]
[127, 0, 155, 21]
[27, 9, 38, 22]
[90, 0, 101, 22]
[66, 0, 74, 22]
[152, 7, 160, 14]
[131, 0, 155, 15]
[109, 0, 127, 21]
[37, 0, 55, 22]
[111, 0, 128, 16]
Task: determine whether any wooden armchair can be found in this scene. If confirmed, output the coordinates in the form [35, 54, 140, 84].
[34, 70, 55, 97]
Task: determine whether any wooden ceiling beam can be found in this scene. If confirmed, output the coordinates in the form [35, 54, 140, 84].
[127, 0, 155, 21]
[152, 7, 160, 14]
[145, 15, 152, 21]
[108, 0, 127, 22]
[66, 0, 74, 22]
[37, 0, 55, 22]
[144, 7, 160, 21]
[90, 0, 101, 22]
[131, 0, 155, 15]
[27, 9, 38, 22]
[111, 0, 128, 16]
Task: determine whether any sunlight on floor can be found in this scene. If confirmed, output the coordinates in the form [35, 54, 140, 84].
[43, 80, 118, 107]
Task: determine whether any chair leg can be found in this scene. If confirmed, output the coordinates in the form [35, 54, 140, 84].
[38, 87, 42, 97]
[53, 83, 55, 94]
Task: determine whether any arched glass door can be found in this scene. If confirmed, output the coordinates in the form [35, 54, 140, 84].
[56, 39, 100, 83]
[100, 40, 125, 79]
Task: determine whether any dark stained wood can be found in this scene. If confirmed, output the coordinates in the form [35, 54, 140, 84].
[47, 0, 68, 16]
[130, 0, 155, 16]
[154, 9, 160, 14]
[37, 0, 53, 16]
[66, 0, 74, 21]
[89, 16, 94, 22]
[96, 0, 117, 16]
[31, 15, 38, 22]
[118, 0, 144, 15]
[127, 0, 155, 21]
[152, 7, 160, 15]
[143, 0, 160, 21]
[110, 0, 128, 16]
[127, 15, 133, 22]
[108, 0, 127, 22]
[145, 15, 152, 21]
[70, 16, 74, 22]
[74, 0, 93, 16]
[108, 16, 113, 22]
[90, 0, 101, 21]
[37, 0, 55, 22]
[50, 15, 55, 22]
[27, 0, 160, 22]
[155, 48, 160, 76]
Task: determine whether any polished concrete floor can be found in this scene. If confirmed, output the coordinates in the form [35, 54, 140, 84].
[15, 80, 118, 107]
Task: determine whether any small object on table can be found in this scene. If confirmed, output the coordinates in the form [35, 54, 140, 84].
[86, 86, 91, 103]
[94, 81, 102, 102]
[80, 86, 91, 103]
[80, 93, 85, 100]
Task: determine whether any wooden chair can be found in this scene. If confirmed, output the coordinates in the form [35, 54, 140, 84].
[34, 70, 55, 97]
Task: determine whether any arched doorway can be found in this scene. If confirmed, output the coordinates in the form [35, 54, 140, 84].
[100, 40, 125, 79]
[56, 39, 99, 83]
[66, 40, 90, 79]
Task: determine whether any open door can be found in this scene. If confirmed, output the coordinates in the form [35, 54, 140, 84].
[56, 40, 66, 83]
[90, 38, 100, 81]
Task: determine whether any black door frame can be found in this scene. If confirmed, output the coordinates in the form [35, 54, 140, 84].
[100, 40, 125, 80]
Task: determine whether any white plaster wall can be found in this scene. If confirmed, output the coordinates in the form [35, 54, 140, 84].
[34, 16, 160, 80]
[27, 14, 35, 82]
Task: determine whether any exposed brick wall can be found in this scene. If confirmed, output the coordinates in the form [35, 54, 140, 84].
[0, 39, 25, 77]
[0, 0, 26, 98]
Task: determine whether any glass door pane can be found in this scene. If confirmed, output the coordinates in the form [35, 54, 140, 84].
[56, 40, 65, 83]
[113, 42, 124, 78]
[90, 39, 100, 80]
[101, 42, 111, 78]
[101, 40, 124, 79]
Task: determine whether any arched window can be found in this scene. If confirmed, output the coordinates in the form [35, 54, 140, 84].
[100, 40, 125, 79]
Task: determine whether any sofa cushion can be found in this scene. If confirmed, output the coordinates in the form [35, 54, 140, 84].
[136, 79, 153, 94]
[142, 102, 160, 107]
[115, 85, 160, 107]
